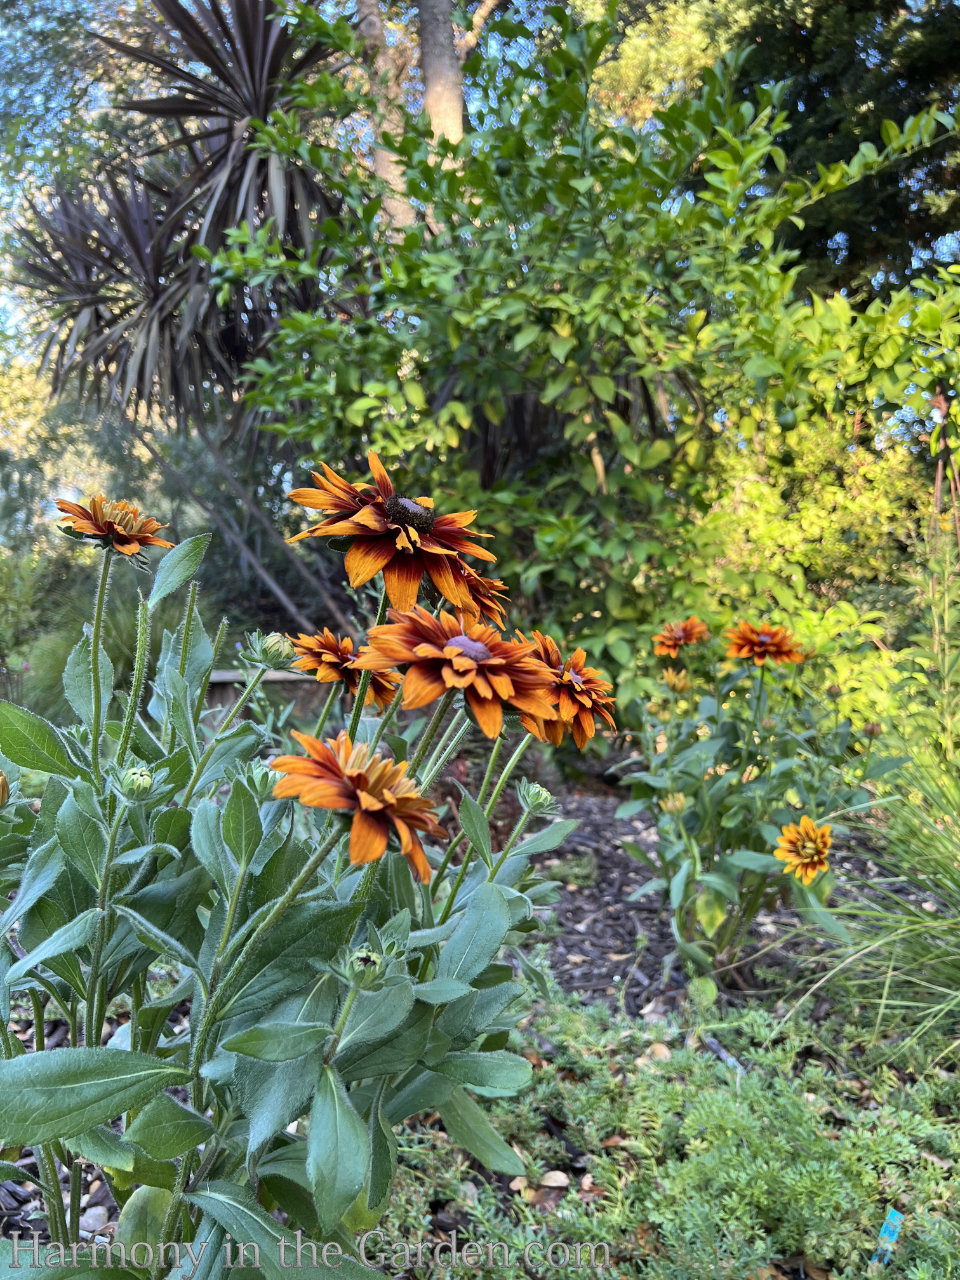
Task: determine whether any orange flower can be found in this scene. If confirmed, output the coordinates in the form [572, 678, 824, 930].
[725, 621, 806, 666]
[289, 629, 399, 711]
[271, 730, 444, 881]
[287, 452, 495, 613]
[456, 565, 510, 629]
[55, 496, 175, 556]
[518, 631, 616, 750]
[661, 667, 691, 693]
[652, 617, 709, 658]
[774, 816, 831, 886]
[354, 606, 558, 739]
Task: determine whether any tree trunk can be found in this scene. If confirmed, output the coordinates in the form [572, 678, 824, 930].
[418, 0, 463, 143]
[355, 0, 415, 228]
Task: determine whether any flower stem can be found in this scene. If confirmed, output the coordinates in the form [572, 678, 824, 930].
[484, 733, 534, 816]
[116, 596, 150, 770]
[409, 689, 457, 776]
[489, 812, 533, 879]
[89, 552, 113, 790]
[347, 588, 389, 742]
[180, 668, 266, 806]
[313, 682, 340, 738]
[188, 826, 341, 1084]
[421, 717, 471, 790]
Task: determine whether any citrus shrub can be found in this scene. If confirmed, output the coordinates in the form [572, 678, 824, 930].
[0, 458, 614, 1272]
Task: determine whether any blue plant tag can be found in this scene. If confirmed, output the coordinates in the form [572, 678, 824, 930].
[869, 1208, 904, 1265]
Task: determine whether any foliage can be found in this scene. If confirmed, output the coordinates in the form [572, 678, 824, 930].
[729, 0, 960, 295]
[374, 981, 960, 1277]
[0, 484, 585, 1269]
[616, 618, 902, 971]
[217, 4, 960, 699]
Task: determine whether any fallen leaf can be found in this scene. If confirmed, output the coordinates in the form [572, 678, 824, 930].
[921, 1150, 954, 1169]
[539, 1170, 570, 1188]
[600, 1134, 626, 1148]
[508, 1176, 528, 1192]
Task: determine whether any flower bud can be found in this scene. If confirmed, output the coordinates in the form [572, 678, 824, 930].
[122, 766, 153, 797]
[660, 792, 686, 814]
[517, 779, 557, 816]
[349, 948, 383, 988]
[0, 770, 9, 807]
[863, 721, 883, 739]
[761, 717, 776, 731]
[826, 684, 842, 700]
[263, 632, 296, 663]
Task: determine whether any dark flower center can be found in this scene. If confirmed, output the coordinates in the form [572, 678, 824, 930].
[385, 494, 436, 533]
[566, 667, 584, 687]
[757, 633, 772, 643]
[449, 635, 492, 663]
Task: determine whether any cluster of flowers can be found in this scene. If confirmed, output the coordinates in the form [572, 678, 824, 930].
[649, 613, 831, 887]
[55, 454, 617, 883]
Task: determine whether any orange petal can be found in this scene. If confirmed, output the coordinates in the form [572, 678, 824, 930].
[382, 556, 426, 612]
[466, 688, 503, 738]
[344, 538, 396, 588]
[367, 451, 395, 497]
[349, 810, 389, 865]
[403, 664, 448, 709]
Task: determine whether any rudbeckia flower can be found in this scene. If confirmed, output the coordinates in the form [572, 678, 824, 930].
[725, 621, 806, 666]
[652, 617, 709, 658]
[271, 729, 444, 881]
[290, 629, 399, 711]
[517, 631, 616, 750]
[354, 606, 558, 739]
[55, 497, 175, 556]
[456, 565, 510, 629]
[774, 816, 831, 885]
[661, 667, 692, 693]
[287, 452, 495, 613]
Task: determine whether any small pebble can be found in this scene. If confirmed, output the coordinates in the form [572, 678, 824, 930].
[79, 1206, 109, 1232]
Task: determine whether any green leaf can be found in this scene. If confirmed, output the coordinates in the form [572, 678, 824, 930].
[336, 983, 415, 1057]
[512, 819, 579, 856]
[5, 908, 99, 988]
[588, 374, 616, 403]
[222, 780, 263, 868]
[123, 1093, 213, 1160]
[56, 795, 108, 886]
[917, 301, 942, 334]
[728, 849, 782, 872]
[63, 627, 114, 731]
[114, 1185, 174, 1256]
[438, 1086, 524, 1175]
[437, 883, 511, 984]
[0, 1237, 141, 1280]
[148, 534, 211, 608]
[223, 1021, 332, 1061]
[307, 1066, 371, 1236]
[0, 1050, 190, 1143]
[187, 1182, 379, 1280]
[412, 978, 474, 1004]
[0, 702, 81, 777]
[337, 1002, 434, 1081]
[458, 794, 492, 866]
[694, 888, 727, 939]
[234, 1054, 322, 1157]
[434, 1050, 532, 1097]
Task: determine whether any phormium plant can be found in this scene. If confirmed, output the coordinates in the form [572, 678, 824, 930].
[0, 458, 612, 1275]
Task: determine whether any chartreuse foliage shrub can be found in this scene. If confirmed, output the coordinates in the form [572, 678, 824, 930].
[0, 466, 607, 1276]
[616, 615, 904, 972]
[216, 4, 960, 709]
[370, 985, 960, 1278]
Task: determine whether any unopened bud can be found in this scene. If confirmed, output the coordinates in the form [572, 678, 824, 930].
[660, 792, 686, 814]
[517, 779, 556, 816]
[761, 717, 776, 731]
[122, 766, 153, 797]
[263, 632, 295, 663]
[349, 948, 383, 987]
[0, 770, 9, 807]
[662, 667, 691, 693]
[863, 721, 883, 739]
[826, 684, 842, 700]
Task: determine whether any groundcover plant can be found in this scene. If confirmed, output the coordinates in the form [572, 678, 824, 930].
[0, 455, 613, 1275]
